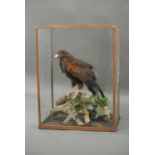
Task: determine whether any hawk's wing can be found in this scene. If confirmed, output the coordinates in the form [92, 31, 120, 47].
[73, 59, 94, 69]
[66, 60, 96, 83]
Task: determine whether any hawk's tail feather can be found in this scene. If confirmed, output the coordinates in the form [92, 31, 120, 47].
[86, 84, 105, 98]
[87, 86, 97, 96]
[96, 84, 105, 97]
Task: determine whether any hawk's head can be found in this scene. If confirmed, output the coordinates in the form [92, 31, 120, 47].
[54, 50, 73, 59]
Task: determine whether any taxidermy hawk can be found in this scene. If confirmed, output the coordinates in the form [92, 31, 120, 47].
[54, 50, 105, 97]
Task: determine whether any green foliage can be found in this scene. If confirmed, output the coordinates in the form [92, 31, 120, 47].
[71, 92, 109, 118]
[96, 96, 108, 106]
[71, 92, 84, 111]
[89, 95, 108, 105]
[95, 105, 105, 118]
[85, 102, 94, 110]
[89, 95, 109, 118]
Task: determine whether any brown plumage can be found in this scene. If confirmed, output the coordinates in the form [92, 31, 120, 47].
[54, 50, 105, 97]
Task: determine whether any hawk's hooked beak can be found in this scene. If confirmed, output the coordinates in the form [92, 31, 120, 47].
[54, 54, 59, 58]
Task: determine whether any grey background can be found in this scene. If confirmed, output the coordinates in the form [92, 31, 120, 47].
[26, 0, 129, 155]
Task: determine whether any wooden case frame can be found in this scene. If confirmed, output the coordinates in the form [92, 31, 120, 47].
[36, 24, 120, 132]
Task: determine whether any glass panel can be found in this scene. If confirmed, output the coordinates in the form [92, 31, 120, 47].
[38, 28, 114, 127]
[115, 27, 120, 122]
[38, 29, 52, 122]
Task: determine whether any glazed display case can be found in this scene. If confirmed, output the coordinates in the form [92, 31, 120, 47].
[35, 24, 120, 132]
